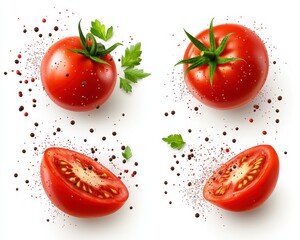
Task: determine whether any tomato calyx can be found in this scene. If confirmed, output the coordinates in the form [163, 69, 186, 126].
[70, 19, 122, 64]
[176, 18, 244, 85]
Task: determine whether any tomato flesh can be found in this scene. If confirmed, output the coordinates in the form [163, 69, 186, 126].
[40, 147, 129, 218]
[184, 23, 269, 109]
[203, 145, 279, 212]
[40, 36, 117, 112]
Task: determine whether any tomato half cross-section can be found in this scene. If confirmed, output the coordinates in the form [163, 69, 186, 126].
[40, 147, 129, 218]
[203, 145, 279, 212]
[177, 19, 269, 110]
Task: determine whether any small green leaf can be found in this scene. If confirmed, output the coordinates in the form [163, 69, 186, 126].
[124, 67, 151, 83]
[90, 19, 113, 41]
[97, 42, 123, 57]
[175, 56, 200, 66]
[162, 134, 186, 150]
[78, 19, 87, 50]
[70, 49, 89, 56]
[217, 57, 244, 64]
[120, 42, 150, 93]
[215, 33, 233, 55]
[86, 33, 97, 55]
[184, 29, 209, 52]
[209, 18, 216, 51]
[106, 26, 113, 40]
[209, 61, 217, 85]
[122, 146, 132, 160]
[89, 56, 109, 64]
[185, 57, 209, 74]
[121, 42, 142, 67]
[120, 77, 133, 93]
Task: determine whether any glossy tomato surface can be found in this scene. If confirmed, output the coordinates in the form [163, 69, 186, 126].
[184, 23, 269, 109]
[41, 36, 117, 112]
[40, 147, 129, 218]
[203, 145, 279, 212]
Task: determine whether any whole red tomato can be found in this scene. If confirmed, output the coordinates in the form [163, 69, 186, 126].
[203, 145, 279, 212]
[41, 36, 117, 111]
[178, 19, 269, 109]
[40, 147, 129, 218]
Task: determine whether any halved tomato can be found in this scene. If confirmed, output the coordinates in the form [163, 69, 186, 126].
[40, 147, 129, 218]
[203, 145, 279, 212]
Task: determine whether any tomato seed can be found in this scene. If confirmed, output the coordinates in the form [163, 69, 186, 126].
[104, 192, 110, 198]
[69, 177, 76, 182]
[100, 173, 107, 178]
[110, 188, 118, 194]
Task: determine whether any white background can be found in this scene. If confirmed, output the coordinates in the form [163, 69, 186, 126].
[0, 0, 299, 239]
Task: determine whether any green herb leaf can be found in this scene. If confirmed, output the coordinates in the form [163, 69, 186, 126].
[208, 61, 217, 85]
[124, 67, 151, 83]
[209, 18, 216, 51]
[184, 29, 209, 52]
[90, 19, 113, 41]
[121, 42, 142, 67]
[70, 49, 89, 56]
[97, 42, 123, 57]
[122, 146, 132, 160]
[162, 134, 186, 150]
[78, 19, 87, 49]
[217, 57, 244, 65]
[175, 56, 201, 66]
[215, 33, 233, 55]
[185, 57, 209, 74]
[119, 42, 150, 93]
[120, 77, 133, 93]
[89, 56, 109, 64]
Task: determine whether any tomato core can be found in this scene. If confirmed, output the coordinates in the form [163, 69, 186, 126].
[55, 158, 119, 199]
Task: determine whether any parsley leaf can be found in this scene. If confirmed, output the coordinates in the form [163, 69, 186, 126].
[119, 42, 150, 93]
[90, 19, 113, 41]
[124, 67, 151, 83]
[162, 134, 186, 150]
[121, 42, 142, 67]
[120, 78, 133, 93]
[122, 146, 132, 160]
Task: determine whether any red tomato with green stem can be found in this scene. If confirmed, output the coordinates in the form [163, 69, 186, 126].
[177, 19, 269, 109]
[41, 20, 121, 111]
[203, 145, 279, 212]
[40, 147, 129, 218]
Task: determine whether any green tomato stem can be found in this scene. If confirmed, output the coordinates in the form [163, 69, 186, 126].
[71, 19, 121, 64]
[201, 51, 216, 61]
[86, 33, 97, 55]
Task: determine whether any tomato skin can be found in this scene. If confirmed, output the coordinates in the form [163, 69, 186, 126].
[184, 23, 269, 109]
[203, 145, 279, 212]
[40, 147, 129, 218]
[41, 36, 117, 112]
